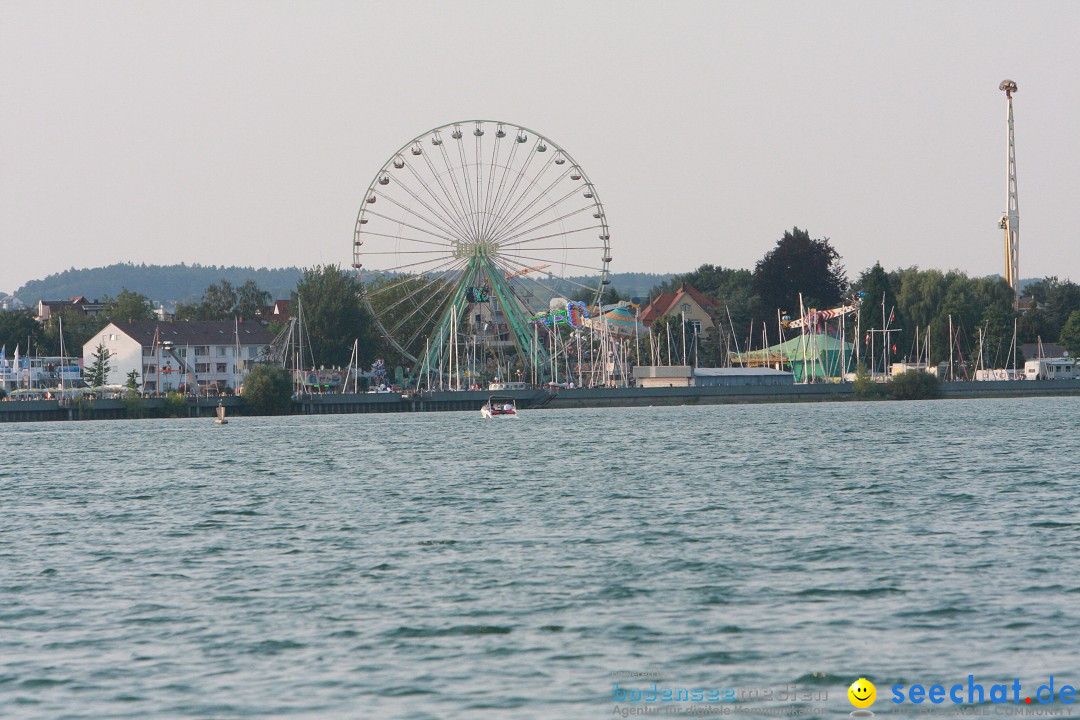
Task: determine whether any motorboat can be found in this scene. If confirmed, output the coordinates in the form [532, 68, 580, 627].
[480, 395, 518, 419]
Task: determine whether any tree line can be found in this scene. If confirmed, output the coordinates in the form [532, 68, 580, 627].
[0, 267, 379, 370]
[642, 227, 1080, 366]
[13, 262, 302, 306]
[4, 232, 1079, 373]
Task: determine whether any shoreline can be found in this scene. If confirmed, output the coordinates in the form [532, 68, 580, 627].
[1, 379, 1078, 422]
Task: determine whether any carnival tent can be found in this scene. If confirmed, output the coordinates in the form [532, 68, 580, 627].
[731, 332, 855, 382]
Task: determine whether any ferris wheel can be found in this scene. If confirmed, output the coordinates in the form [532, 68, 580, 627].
[353, 119, 612, 382]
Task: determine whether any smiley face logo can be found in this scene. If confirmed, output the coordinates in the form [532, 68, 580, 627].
[848, 678, 876, 709]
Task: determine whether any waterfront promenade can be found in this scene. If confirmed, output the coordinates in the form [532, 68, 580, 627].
[2, 379, 1079, 422]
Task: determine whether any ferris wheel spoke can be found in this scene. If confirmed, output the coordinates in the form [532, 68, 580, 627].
[478, 138, 521, 241]
[479, 131, 504, 241]
[400, 287, 458, 353]
[488, 255, 559, 301]
[377, 180, 471, 244]
[498, 225, 607, 249]
[379, 254, 463, 275]
[436, 142, 475, 240]
[497, 205, 596, 247]
[485, 163, 573, 241]
[490, 179, 580, 244]
[360, 210, 458, 245]
[474, 132, 485, 240]
[455, 134, 479, 238]
[401, 160, 474, 241]
[506, 243, 608, 252]
[374, 190, 470, 245]
[365, 256, 464, 296]
[381, 262, 466, 333]
[392, 270, 465, 345]
[392, 280, 457, 340]
[490, 255, 578, 305]
[484, 135, 541, 241]
[503, 252, 608, 275]
[355, 228, 454, 249]
[485, 262, 549, 326]
[357, 249, 449, 255]
[365, 266, 463, 310]
[485, 148, 560, 241]
[416, 151, 474, 239]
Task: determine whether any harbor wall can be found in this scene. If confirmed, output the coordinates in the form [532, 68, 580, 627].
[1, 380, 1078, 422]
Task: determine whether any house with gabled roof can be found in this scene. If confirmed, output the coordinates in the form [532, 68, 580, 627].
[637, 283, 720, 335]
[82, 320, 273, 393]
[36, 296, 106, 323]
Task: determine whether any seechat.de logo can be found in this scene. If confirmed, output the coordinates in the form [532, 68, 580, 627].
[848, 678, 877, 717]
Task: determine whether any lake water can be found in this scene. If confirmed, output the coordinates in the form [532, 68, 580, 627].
[2, 398, 1079, 719]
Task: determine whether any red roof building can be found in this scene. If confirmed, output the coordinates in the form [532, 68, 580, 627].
[637, 283, 721, 333]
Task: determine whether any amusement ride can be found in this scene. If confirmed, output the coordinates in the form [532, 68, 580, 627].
[353, 120, 613, 387]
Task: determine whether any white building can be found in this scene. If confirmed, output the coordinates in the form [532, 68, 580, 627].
[83, 321, 274, 393]
[1024, 357, 1079, 381]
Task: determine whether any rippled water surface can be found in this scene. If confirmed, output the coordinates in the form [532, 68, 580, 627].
[2, 398, 1080, 719]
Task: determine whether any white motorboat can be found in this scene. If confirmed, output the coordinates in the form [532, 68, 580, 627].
[480, 395, 518, 419]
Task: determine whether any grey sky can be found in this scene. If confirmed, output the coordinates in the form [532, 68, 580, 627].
[3, 0, 1079, 295]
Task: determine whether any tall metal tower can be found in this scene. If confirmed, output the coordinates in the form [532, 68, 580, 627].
[999, 79, 1020, 309]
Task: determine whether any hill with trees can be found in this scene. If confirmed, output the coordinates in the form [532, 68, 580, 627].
[14, 263, 303, 306]
[13, 264, 669, 309]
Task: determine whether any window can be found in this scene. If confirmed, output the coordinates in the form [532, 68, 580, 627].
[218, 347, 228, 356]
[194, 346, 209, 356]
[680, 303, 691, 314]
[195, 363, 210, 373]
[689, 320, 702, 334]
[145, 365, 156, 375]
[216, 363, 228, 373]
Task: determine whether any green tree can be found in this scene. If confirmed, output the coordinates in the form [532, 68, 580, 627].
[163, 390, 188, 417]
[125, 369, 142, 394]
[752, 228, 848, 319]
[199, 280, 238, 319]
[1021, 277, 1080, 341]
[172, 278, 272, 321]
[1060, 310, 1080, 358]
[653, 264, 754, 304]
[83, 341, 113, 386]
[852, 262, 897, 370]
[296, 264, 374, 368]
[124, 370, 145, 417]
[103, 288, 155, 323]
[644, 264, 760, 352]
[242, 364, 293, 415]
[0, 309, 39, 357]
[886, 369, 941, 400]
[235, 280, 272, 320]
[571, 286, 623, 306]
[852, 364, 882, 399]
[364, 273, 446, 366]
[38, 308, 101, 357]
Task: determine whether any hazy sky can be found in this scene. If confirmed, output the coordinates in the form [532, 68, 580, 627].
[3, 1, 1080, 294]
